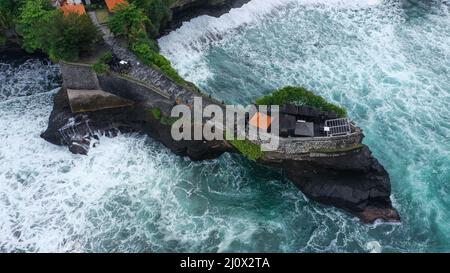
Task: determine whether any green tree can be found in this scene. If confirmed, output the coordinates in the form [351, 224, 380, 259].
[45, 12, 100, 61]
[146, 0, 171, 35]
[108, 3, 150, 43]
[17, 0, 99, 61]
[0, 0, 25, 31]
[256, 86, 348, 117]
[129, 0, 172, 37]
[17, 0, 55, 52]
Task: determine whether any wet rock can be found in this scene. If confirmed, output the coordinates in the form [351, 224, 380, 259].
[281, 147, 400, 223]
[41, 88, 231, 160]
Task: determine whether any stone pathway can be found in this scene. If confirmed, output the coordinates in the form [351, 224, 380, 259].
[88, 11, 204, 106]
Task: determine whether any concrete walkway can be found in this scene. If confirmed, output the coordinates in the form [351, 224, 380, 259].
[88, 11, 208, 106]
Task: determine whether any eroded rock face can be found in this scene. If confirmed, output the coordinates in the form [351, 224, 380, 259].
[41, 88, 231, 160]
[41, 88, 399, 223]
[281, 147, 400, 223]
[164, 0, 251, 34]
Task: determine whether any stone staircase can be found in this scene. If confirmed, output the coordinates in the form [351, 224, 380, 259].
[88, 11, 201, 106]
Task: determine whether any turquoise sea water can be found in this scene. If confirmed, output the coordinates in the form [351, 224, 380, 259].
[0, 0, 449, 252]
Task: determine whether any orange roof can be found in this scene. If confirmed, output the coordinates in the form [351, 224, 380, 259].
[60, 4, 86, 16]
[249, 112, 272, 130]
[105, 0, 128, 12]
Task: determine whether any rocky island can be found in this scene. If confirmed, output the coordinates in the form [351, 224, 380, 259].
[2, 0, 400, 223]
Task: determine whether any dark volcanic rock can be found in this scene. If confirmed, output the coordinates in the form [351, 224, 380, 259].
[162, 0, 251, 36]
[282, 147, 400, 223]
[41, 89, 399, 223]
[41, 88, 231, 161]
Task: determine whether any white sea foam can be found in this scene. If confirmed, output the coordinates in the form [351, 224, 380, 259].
[159, 0, 382, 83]
[159, 0, 450, 252]
[1, 0, 449, 253]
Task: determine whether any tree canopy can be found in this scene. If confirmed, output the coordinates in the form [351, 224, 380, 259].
[256, 86, 348, 117]
[17, 0, 99, 61]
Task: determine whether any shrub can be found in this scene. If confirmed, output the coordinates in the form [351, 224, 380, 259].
[129, 0, 172, 37]
[45, 13, 100, 61]
[93, 62, 109, 74]
[93, 52, 112, 74]
[150, 107, 162, 120]
[255, 86, 347, 117]
[99, 51, 113, 63]
[109, 1, 187, 85]
[17, 0, 56, 53]
[160, 115, 178, 126]
[131, 40, 185, 84]
[108, 3, 149, 43]
[0, 0, 25, 42]
[148, 108, 178, 125]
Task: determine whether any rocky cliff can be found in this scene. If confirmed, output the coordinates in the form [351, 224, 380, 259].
[41, 63, 400, 223]
[39, 1, 400, 223]
[164, 0, 250, 34]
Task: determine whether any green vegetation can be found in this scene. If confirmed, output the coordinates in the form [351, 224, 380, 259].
[228, 138, 265, 161]
[0, 0, 25, 40]
[132, 40, 185, 84]
[150, 107, 162, 120]
[108, 2, 186, 85]
[93, 52, 112, 74]
[129, 0, 173, 36]
[256, 86, 347, 117]
[108, 3, 149, 43]
[17, 0, 99, 61]
[160, 115, 178, 126]
[93, 62, 109, 74]
[311, 144, 364, 154]
[148, 107, 178, 125]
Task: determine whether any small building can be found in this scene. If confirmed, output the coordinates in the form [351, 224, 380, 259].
[105, 0, 128, 12]
[278, 104, 349, 137]
[60, 3, 86, 16]
[294, 121, 314, 137]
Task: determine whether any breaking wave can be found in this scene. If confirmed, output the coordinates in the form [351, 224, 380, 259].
[0, 0, 449, 252]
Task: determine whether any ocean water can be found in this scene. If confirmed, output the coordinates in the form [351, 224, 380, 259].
[0, 0, 449, 252]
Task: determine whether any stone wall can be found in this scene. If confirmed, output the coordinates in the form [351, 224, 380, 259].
[262, 130, 364, 161]
[97, 74, 174, 113]
[278, 131, 364, 154]
[60, 62, 100, 90]
[60, 61, 175, 113]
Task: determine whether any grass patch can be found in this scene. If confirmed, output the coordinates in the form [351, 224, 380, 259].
[228, 138, 265, 161]
[311, 143, 364, 154]
[93, 62, 109, 74]
[148, 108, 178, 126]
[160, 116, 179, 126]
[150, 108, 162, 120]
[256, 86, 347, 117]
[92, 51, 112, 74]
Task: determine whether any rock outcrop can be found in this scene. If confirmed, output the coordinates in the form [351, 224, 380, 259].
[279, 147, 400, 223]
[41, 86, 400, 223]
[39, 3, 400, 223]
[164, 0, 251, 34]
[41, 88, 231, 159]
